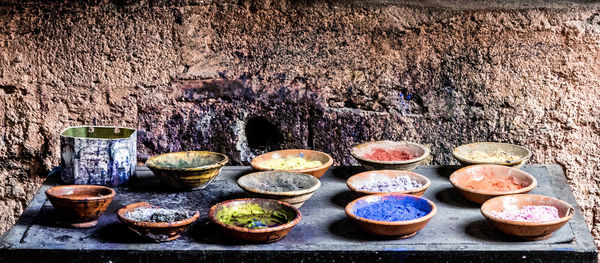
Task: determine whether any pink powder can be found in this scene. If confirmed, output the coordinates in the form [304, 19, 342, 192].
[491, 205, 560, 222]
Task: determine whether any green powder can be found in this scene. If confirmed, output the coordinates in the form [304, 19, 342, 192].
[216, 203, 294, 229]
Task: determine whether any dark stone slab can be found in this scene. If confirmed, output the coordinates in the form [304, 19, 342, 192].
[0, 165, 596, 262]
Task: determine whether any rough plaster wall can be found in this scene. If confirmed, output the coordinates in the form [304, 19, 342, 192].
[1, 0, 600, 251]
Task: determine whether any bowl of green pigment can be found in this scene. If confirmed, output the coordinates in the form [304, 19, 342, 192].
[146, 151, 228, 191]
[345, 194, 437, 238]
[208, 198, 301, 243]
[237, 171, 321, 208]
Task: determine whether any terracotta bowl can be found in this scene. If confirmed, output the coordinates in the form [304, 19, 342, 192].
[208, 198, 301, 243]
[350, 140, 430, 171]
[250, 149, 333, 178]
[453, 142, 532, 168]
[346, 170, 431, 196]
[481, 194, 575, 240]
[449, 164, 537, 204]
[117, 202, 200, 242]
[146, 151, 228, 191]
[45, 185, 116, 228]
[237, 171, 321, 208]
[345, 194, 437, 238]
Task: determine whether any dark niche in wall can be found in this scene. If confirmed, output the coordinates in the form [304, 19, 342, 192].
[245, 116, 282, 151]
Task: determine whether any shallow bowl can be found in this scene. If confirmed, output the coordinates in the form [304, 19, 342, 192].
[345, 194, 437, 238]
[481, 194, 574, 240]
[453, 142, 532, 168]
[117, 202, 200, 242]
[350, 140, 430, 171]
[45, 185, 116, 228]
[449, 164, 537, 204]
[208, 198, 301, 243]
[346, 170, 431, 196]
[250, 149, 333, 178]
[146, 151, 228, 191]
[237, 171, 321, 208]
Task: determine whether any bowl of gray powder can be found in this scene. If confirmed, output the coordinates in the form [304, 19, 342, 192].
[346, 170, 431, 196]
[118, 202, 199, 242]
[237, 171, 321, 208]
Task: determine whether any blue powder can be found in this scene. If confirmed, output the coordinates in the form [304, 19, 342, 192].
[353, 196, 431, 221]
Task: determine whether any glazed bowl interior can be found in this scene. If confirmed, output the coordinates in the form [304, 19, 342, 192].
[146, 151, 228, 170]
[237, 171, 321, 195]
[351, 140, 429, 164]
[60, 126, 136, 140]
[453, 142, 531, 165]
[209, 199, 301, 232]
[346, 194, 436, 224]
[346, 170, 430, 195]
[46, 185, 115, 200]
[450, 165, 537, 195]
[481, 194, 575, 224]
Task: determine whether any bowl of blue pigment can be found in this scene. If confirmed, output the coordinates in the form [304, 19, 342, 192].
[345, 194, 437, 238]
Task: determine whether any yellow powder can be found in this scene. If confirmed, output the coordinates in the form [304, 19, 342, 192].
[466, 149, 521, 163]
[259, 156, 323, 170]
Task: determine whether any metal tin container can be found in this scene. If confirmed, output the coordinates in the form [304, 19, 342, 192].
[60, 126, 137, 186]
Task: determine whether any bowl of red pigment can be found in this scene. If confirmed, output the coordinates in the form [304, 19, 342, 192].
[481, 194, 574, 240]
[449, 164, 537, 204]
[350, 140, 430, 171]
[345, 194, 437, 238]
[346, 170, 431, 196]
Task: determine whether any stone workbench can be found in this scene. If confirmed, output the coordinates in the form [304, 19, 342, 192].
[0, 165, 596, 262]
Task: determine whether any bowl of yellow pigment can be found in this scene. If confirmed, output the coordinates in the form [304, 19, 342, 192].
[251, 149, 333, 178]
[453, 142, 531, 168]
[146, 151, 228, 191]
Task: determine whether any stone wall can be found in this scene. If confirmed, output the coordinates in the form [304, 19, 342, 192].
[1, 0, 600, 250]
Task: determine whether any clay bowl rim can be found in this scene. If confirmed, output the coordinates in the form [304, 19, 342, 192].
[45, 185, 116, 202]
[350, 140, 431, 165]
[449, 164, 538, 196]
[250, 149, 334, 174]
[452, 142, 532, 166]
[117, 202, 200, 228]
[346, 170, 431, 195]
[237, 171, 322, 197]
[480, 194, 575, 226]
[208, 198, 302, 234]
[145, 151, 229, 172]
[345, 193, 437, 226]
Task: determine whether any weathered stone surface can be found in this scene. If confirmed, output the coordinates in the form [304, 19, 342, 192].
[1, 0, 600, 255]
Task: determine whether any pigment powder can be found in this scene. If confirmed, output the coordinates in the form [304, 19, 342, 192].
[463, 174, 525, 192]
[357, 175, 423, 192]
[466, 149, 521, 163]
[216, 203, 293, 229]
[491, 205, 560, 222]
[353, 196, 429, 221]
[362, 148, 415, 161]
[259, 156, 323, 170]
[125, 207, 195, 223]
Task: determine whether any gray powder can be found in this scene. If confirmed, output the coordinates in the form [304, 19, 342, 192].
[125, 207, 195, 223]
[256, 175, 314, 192]
[357, 175, 423, 192]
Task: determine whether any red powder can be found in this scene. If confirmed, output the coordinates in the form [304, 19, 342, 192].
[363, 148, 415, 161]
[464, 175, 525, 192]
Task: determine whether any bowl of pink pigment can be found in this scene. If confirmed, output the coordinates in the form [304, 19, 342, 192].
[350, 140, 430, 171]
[481, 194, 574, 240]
[345, 194, 437, 238]
[346, 170, 431, 196]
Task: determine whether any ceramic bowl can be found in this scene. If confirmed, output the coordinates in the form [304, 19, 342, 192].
[208, 198, 301, 243]
[346, 170, 431, 196]
[350, 140, 430, 171]
[345, 194, 437, 238]
[250, 149, 333, 178]
[146, 151, 228, 191]
[453, 142, 532, 168]
[117, 202, 200, 242]
[449, 164, 537, 204]
[481, 194, 575, 240]
[45, 185, 116, 228]
[237, 171, 321, 208]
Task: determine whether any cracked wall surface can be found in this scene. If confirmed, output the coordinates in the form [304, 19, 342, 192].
[1, 0, 600, 253]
